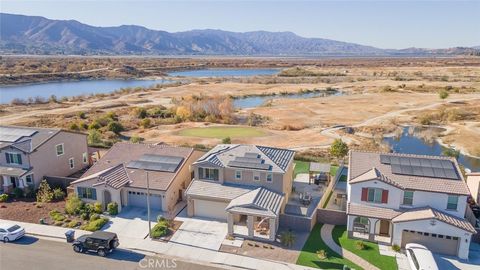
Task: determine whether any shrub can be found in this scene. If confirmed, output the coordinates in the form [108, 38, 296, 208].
[439, 89, 449, 99]
[49, 210, 66, 221]
[93, 202, 103, 214]
[392, 244, 401, 252]
[65, 195, 84, 215]
[90, 214, 100, 221]
[12, 187, 24, 198]
[80, 212, 89, 220]
[355, 240, 366, 250]
[69, 123, 79, 131]
[107, 202, 118, 215]
[317, 249, 328, 260]
[77, 111, 87, 119]
[329, 139, 349, 159]
[54, 221, 64, 226]
[140, 118, 151, 128]
[36, 180, 53, 203]
[419, 114, 433, 125]
[81, 217, 109, 231]
[280, 230, 296, 247]
[67, 220, 80, 228]
[88, 121, 101, 130]
[0, 194, 8, 202]
[136, 107, 148, 119]
[107, 121, 124, 134]
[88, 130, 103, 145]
[151, 221, 169, 238]
[53, 188, 65, 200]
[130, 136, 144, 143]
[222, 137, 231, 144]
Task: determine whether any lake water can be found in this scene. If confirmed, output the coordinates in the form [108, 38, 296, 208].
[168, 68, 279, 77]
[0, 79, 171, 104]
[233, 90, 342, 109]
[383, 126, 480, 171]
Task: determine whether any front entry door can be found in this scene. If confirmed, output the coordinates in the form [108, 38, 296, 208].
[379, 220, 390, 236]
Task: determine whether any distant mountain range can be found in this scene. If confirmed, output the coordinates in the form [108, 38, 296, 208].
[1, 13, 478, 56]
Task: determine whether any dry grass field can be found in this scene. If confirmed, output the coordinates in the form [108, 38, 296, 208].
[1, 57, 480, 157]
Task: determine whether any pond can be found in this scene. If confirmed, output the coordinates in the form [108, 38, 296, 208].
[0, 79, 172, 104]
[383, 126, 480, 171]
[233, 90, 343, 109]
[168, 68, 279, 77]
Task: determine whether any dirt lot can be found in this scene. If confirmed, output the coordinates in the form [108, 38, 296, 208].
[0, 198, 65, 224]
[220, 239, 301, 264]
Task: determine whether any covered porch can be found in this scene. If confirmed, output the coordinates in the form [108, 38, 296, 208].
[0, 166, 32, 193]
[226, 187, 284, 242]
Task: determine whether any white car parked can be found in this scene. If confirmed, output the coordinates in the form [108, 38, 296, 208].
[0, 223, 25, 242]
[405, 243, 439, 270]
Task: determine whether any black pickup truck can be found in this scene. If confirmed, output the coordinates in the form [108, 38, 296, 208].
[72, 231, 119, 257]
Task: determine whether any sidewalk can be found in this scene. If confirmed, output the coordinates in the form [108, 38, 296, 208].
[1, 219, 317, 270]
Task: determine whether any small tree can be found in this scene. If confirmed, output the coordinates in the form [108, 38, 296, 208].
[107, 121, 124, 134]
[222, 137, 231, 144]
[329, 139, 349, 159]
[36, 180, 53, 203]
[107, 202, 118, 215]
[88, 130, 103, 145]
[439, 89, 449, 99]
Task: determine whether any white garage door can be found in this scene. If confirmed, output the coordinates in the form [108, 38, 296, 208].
[401, 230, 459, 256]
[193, 199, 228, 221]
[127, 191, 162, 210]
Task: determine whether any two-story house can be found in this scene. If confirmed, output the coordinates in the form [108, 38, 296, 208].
[70, 142, 203, 212]
[0, 125, 89, 193]
[185, 144, 295, 241]
[346, 150, 475, 259]
[466, 172, 480, 204]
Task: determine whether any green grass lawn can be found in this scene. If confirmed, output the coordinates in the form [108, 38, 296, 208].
[297, 224, 361, 270]
[330, 165, 339, 177]
[177, 126, 266, 139]
[294, 160, 310, 177]
[332, 226, 398, 270]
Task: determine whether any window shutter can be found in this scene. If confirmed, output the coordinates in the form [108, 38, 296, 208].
[214, 169, 219, 181]
[381, 190, 389, 203]
[77, 187, 83, 198]
[5, 153, 10, 163]
[361, 188, 368, 201]
[17, 154, 22, 165]
[198, 168, 203, 179]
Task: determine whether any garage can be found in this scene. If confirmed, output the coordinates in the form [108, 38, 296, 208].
[193, 199, 228, 221]
[127, 190, 162, 210]
[401, 230, 459, 256]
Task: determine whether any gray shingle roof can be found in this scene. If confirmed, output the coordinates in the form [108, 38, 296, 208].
[194, 144, 294, 173]
[349, 151, 470, 195]
[226, 187, 284, 217]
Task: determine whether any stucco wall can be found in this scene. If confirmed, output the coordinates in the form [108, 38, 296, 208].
[30, 131, 88, 188]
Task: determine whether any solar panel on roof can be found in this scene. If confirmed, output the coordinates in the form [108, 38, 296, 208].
[234, 157, 264, 164]
[430, 159, 443, 168]
[0, 127, 37, 142]
[409, 158, 421, 166]
[391, 164, 402, 174]
[139, 154, 183, 164]
[126, 154, 183, 172]
[441, 160, 454, 169]
[387, 155, 459, 180]
[400, 157, 411, 166]
[419, 158, 431, 167]
[422, 166, 435, 177]
[400, 165, 413, 175]
[228, 161, 271, 170]
[380, 155, 392, 164]
[444, 169, 459, 179]
[433, 167, 446, 178]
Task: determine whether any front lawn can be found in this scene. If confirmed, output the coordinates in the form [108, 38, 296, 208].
[177, 126, 266, 138]
[294, 160, 310, 177]
[332, 226, 398, 270]
[296, 224, 361, 270]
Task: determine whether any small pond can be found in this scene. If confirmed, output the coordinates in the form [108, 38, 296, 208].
[0, 79, 172, 104]
[168, 68, 279, 77]
[233, 90, 343, 109]
[383, 126, 480, 171]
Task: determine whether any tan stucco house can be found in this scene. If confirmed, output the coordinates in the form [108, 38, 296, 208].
[0, 125, 89, 193]
[467, 172, 480, 204]
[185, 144, 295, 241]
[71, 142, 202, 213]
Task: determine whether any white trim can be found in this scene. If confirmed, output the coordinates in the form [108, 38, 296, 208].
[5, 152, 22, 165]
[55, 143, 64, 156]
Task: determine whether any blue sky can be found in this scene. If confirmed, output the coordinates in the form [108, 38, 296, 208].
[1, 0, 479, 49]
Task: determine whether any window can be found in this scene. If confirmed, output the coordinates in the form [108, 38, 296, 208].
[69, 158, 75, 169]
[77, 187, 97, 200]
[201, 168, 219, 181]
[367, 188, 383, 203]
[235, 170, 242, 180]
[447, 195, 458, 210]
[266, 173, 273, 182]
[56, 144, 64, 156]
[402, 191, 414, 205]
[5, 152, 22, 165]
[25, 174, 33, 185]
[82, 152, 88, 164]
[253, 172, 260, 181]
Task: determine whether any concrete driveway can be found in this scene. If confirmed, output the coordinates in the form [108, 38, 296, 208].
[102, 207, 162, 239]
[171, 210, 228, 251]
[433, 243, 480, 270]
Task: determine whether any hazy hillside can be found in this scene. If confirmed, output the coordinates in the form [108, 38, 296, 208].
[0, 13, 478, 56]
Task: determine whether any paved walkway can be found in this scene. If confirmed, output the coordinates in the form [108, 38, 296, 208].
[320, 224, 380, 270]
[1, 219, 316, 270]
